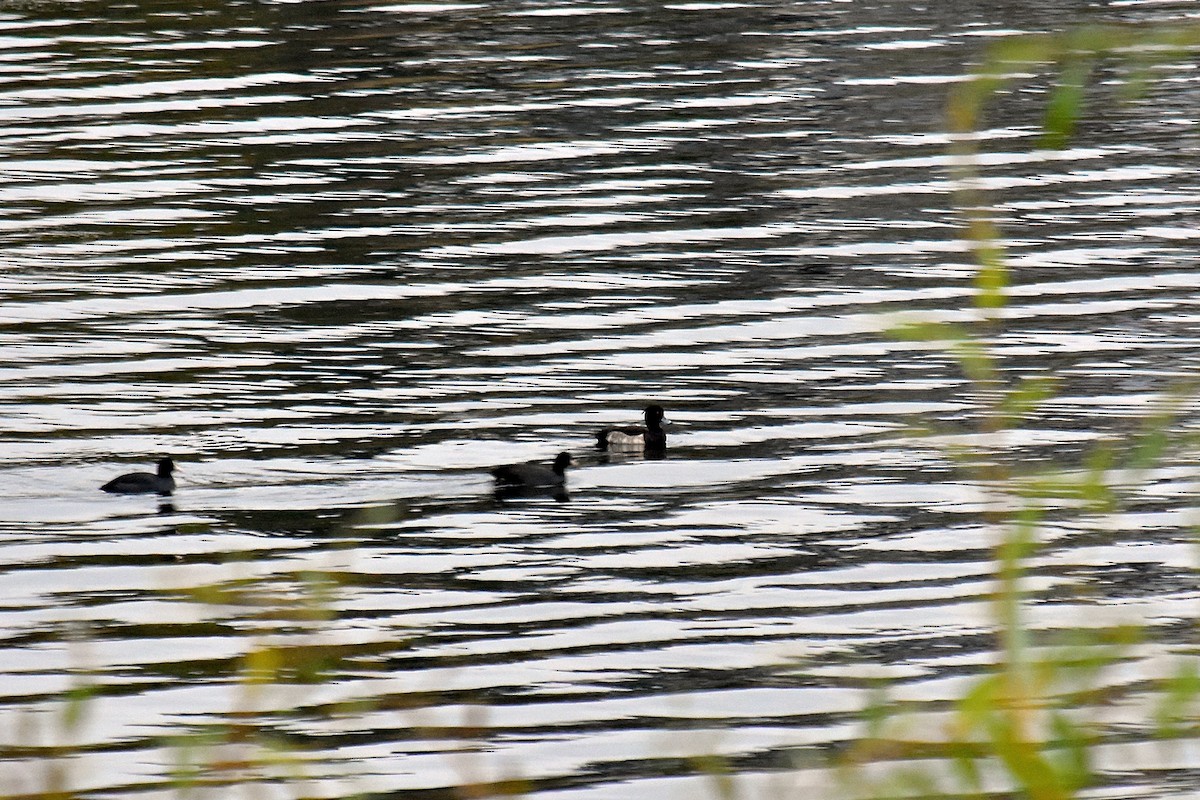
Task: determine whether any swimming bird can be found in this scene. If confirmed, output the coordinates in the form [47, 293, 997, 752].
[596, 405, 666, 452]
[491, 452, 572, 488]
[100, 457, 176, 495]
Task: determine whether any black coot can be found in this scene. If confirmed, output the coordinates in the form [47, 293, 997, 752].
[101, 457, 176, 495]
[491, 452, 572, 487]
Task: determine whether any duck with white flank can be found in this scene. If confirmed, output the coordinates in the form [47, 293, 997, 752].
[596, 405, 666, 452]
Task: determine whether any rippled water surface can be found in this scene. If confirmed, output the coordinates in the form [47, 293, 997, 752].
[3, 1, 1200, 797]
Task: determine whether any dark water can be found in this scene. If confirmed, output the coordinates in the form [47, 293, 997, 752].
[2, 1, 1200, 797]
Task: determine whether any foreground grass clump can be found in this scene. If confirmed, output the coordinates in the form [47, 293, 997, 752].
[832, 21, 1200, 800]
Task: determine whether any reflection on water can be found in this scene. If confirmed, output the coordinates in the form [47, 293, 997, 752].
[2, 0, 1200, 797]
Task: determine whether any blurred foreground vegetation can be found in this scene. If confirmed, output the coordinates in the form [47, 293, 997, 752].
[836, 21, 1200, 800]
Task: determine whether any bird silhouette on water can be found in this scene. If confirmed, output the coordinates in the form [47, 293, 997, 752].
[100, 457, 176, 495]
[491, 452, 572, 501]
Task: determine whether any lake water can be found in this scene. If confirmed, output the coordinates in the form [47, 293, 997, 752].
[2, 1, 1200, 798]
